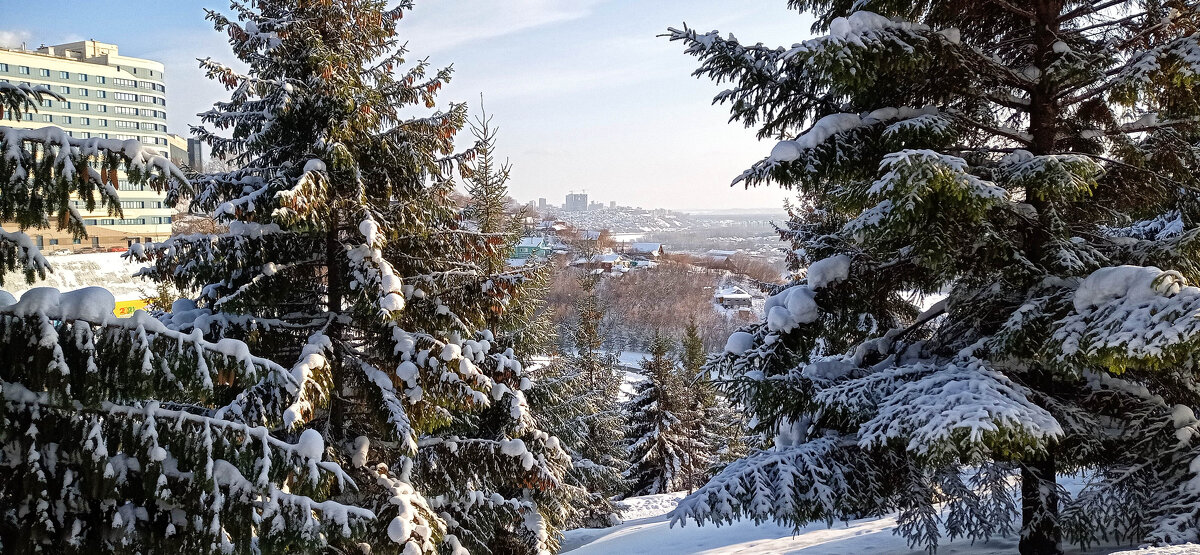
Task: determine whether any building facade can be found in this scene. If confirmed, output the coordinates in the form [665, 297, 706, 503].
[0, 40, 179, 250]
[565, 192, 588, 212]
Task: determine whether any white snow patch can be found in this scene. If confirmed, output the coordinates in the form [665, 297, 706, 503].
[806, 255, 851, 289]
[294, 429, 325, 460]
[764, 285, 819, 332]
[565, 476, 1140, 554]
[724, 331, 755, 355]
[1073, 266, 1182, 312]
[59, 286, 116, 322]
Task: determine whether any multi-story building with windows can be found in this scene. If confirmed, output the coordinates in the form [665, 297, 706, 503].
[0, 40, 178, 250]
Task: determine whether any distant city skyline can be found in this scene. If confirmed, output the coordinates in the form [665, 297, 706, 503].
[2, 1, 815, 210]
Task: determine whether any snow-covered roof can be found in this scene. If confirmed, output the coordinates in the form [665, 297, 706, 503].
[707, 249, 740, 257]
[516, 237, 546, 248]
[715, 286, 752, 300]
[593, 253, 625, 263]
[628, 242, 663, 254]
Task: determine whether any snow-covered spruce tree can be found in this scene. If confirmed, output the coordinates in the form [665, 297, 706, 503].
[119, 1, 566, 553]
[2, 81, 299, 555]
[558, 274, 626, 526]
[625, 331, 707, 496]
[668, 2, 1200, 554]
[677, 320, 737, 492]
[522, 357, 605, 530]
[461, 104, 554, 357]
[435, 105, 572, 553]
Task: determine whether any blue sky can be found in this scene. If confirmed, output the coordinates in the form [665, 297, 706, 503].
[3, 1, 814, 211]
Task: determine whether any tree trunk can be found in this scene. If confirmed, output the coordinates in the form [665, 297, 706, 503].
[1021, 3, 1065, 551]
[326, 215, 345, 440]
[1019, 453, 1062, 555]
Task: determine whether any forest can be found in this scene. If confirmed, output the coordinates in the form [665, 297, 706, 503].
[0, 1, 1199, 554]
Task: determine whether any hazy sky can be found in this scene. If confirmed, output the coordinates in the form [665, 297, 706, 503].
[2, 1, 815, 211]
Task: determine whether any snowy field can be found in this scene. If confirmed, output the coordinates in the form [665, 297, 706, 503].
[562, 490, 1200, 555]
[2, 251, 149, 301]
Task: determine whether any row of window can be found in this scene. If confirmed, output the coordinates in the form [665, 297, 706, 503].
[33, 236, 82, 246]
[0, 120, 170, 146]
[20, 112, 167, 132]
[31, 235, 164, 248]
[70, 200, 166, 209]
[1, 79, 165, 105]
[0, 63, 162, 88]
[118, 181, 152, 191]
[51, 85, 169, 104]
[80, 216, 173, 226]
[27, 97, 167, 119]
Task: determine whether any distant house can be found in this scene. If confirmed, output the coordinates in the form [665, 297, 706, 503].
[700, 249, 740, 270]
[624, 242, 664, 267]
[714, 286, 753, 309]
[627, 242, 665, 258]
[513, 236, 549, 259]
[706, 249, 740, 258]
[572, 253, 630, 272]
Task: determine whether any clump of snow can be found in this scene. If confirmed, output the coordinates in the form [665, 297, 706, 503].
[806, 255, 851, 289]
[387, 515, 411, 543]
[352, 436, 370, 468]
[294, 429, 325, 460]
[500, 438, 527, 457]
[764, 285, 819, 332]
[59, 287, 116, 322]
[359, 219, 380, 245]
[302, 158, 326, 173]
[858, 359, 1063, 455]
[724, 331, 755, 355]
[1073, 266, 1183, 312]
[0, 290, 15, 306]
[10, 287, 62, 316]
[938, 28, 961, 44]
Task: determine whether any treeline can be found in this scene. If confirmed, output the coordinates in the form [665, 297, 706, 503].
[547, 260, 758, 353]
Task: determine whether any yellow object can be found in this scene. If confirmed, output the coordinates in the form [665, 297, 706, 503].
[114, 299, 150, 317]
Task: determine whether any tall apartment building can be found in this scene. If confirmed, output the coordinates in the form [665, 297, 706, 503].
[565, 192, 588, 212]
[0, 40, 178, 250]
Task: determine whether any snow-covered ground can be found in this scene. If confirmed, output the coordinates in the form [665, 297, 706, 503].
[2, 252, 149, 301]
[562, 489, 1200, 555]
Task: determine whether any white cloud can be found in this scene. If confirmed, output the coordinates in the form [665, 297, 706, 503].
[0, 30, 32, 48]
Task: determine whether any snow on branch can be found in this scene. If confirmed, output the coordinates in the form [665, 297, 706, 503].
[0, 82, 63, 117]
[0, 228, 51, 283]
[0, 287, 297, 397]
[785, 11, 935, 55]
[843, 149, 1006, 242]
[347, 212, 406, 317]
[361, 361, 418, 453]
[1, 125, 188, 188]
[280, 331, 333, 430]
[271, 158, 330, 224]
[670, 436, 867, 529]
[856, 359, 1063, 459]
[1054, 265, 1200, 370]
